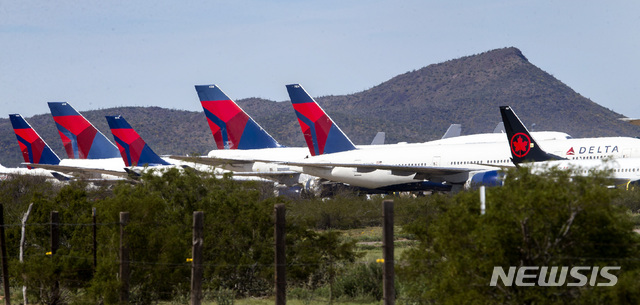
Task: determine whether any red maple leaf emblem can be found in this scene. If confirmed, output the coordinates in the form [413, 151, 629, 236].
[510, 133, 531, 158]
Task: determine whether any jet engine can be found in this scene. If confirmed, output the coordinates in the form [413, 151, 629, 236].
[465, 170, 505, 189]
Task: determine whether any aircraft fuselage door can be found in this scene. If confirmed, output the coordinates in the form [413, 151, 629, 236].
[432, 156, 441, 166]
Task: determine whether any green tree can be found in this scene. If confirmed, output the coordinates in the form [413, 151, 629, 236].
[89, 168, 359, 303]
[0, 169, 360, 304]
[400, 166, 640, 304]
[12, 180, 100, 304]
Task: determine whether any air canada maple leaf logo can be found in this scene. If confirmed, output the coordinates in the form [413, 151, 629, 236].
[510, 133, 531, 158]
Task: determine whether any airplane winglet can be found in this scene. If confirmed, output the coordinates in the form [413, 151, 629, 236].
[195, 84, 281, 150]
[499, 106, 565, 164]
[370, 132, 386, 145]
[106, 115, 171, 167]
[286, 84, 357, 156]
[48, 102, 121, 159]
[9, 114, 61, 165]
[441, 124, 462, 139]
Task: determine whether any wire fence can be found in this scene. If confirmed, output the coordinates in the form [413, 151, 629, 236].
[0, 204, 402, 305]
[0, 203, 638, 305]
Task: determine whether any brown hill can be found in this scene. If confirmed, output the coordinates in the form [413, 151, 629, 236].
[1, 47, 638, 168]
[239, 47, 640, 145]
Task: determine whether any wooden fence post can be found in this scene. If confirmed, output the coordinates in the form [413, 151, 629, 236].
[274, 204, 286, 305]
[119, 212, 130, 304]
[191, 211, 204, 305]
[51, 211, 60, 304]
[0, 204, 10, 305]
[93, 207, 97, 269]
[20, 203, 33, 305]
[51, 211, 59, 255]
[382, 200, 395, 305]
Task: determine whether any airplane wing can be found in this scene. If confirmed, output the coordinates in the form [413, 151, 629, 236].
[619, 118, 640, 126]
[232, 171, 301, 185]
[170, 156, 302, 184]
[26, 163, 130, 179]
[270, 160, 509, 179]
[168, 155, 254, 166]
[232, 171, 300, 176]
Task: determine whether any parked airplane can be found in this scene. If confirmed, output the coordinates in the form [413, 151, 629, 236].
[9, 113, 125, 180]
[0, 163, 58, 181]
[277, 84, 640, 191]
[6, 114, 64, 179]
[17, 104, 128, 179]
[105, 115, 172, 168]
[186, 84, 460, 194]
[48, 102, 121, 159]
[500, 106, 640, 185]
[170, 84, 321, 190]
[105, 114, 278, 186]
[172, 84, 418, 195]
[197, 84, 283, 150]
[178, 84, 584, 193]
[177, 84, 573, 192]
[10, 114, 61, 166]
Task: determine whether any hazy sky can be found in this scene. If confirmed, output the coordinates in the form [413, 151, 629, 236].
[2, 0, 639, 119]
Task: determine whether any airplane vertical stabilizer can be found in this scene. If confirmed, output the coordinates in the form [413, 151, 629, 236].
[9, 114, 61, 165]
[286, 84, 357, 156]
[48, 102, 120, 159]
[195, 84, 281, 150]
[499, 106, 564, 164]
[105, 115, 171, 167]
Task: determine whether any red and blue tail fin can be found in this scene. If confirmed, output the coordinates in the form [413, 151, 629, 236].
[105, 115, 171, 167]
[48, 102, 120, 159]
[195, 84, 281, 150]
[286, 84, 356, 156]
[9, 114, 61, 165]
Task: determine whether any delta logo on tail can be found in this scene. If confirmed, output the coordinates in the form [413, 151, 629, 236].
[286, 84, 356, 156]
[106, 115, 170, 167]
[48, 102, 120, 159]
[9, 114, 61, 165]
[195, 85, 280, 150]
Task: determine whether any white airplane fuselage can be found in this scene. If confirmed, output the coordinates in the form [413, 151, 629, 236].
[525, 158, 640, 183]
[291, 136, 640, 190]
[201, 131, 573, 190]
[0, 165, 57, 180]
